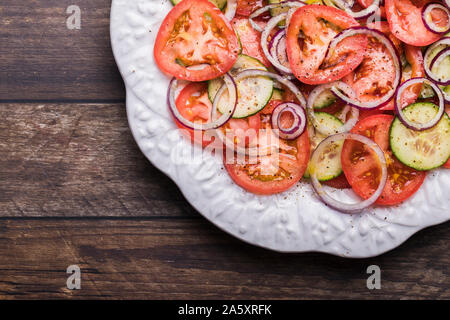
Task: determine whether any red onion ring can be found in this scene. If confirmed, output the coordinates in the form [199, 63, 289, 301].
[268, 29, 291, 74]
[395, 77, 445, 131]
[271, 102, 306, 140]
[424, 37, 450, 86]
[261, 13, 295, 75]
[429, 47, 450, 86]
[224, 0, 237, 21]
[326, 27, 401, 110]
[249, 1, 305, 32]
[307, 82, 359, 136]
[324, 0, 379, 19]
[167, 73, 237, 131]
[310, 133, 387, 214]
[422, 2, 450, 34]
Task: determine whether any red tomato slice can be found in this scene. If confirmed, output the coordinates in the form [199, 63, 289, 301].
[154, 0, 240, 81]
[236, 0, 265, 17]
[342, 22, 424, 111]
[385, 0, 441, 46]
[224, 111, 310, 195]
[444, 158, 450, 169]
[323, 173, 351, 189]
[286, 5, 367, 85]
[231, 16, 271, 67]
[341, 114, 426, 205]
[174, 82, 215, 147]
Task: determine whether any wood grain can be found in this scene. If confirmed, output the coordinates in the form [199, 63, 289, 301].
[0, 103, 197, 217]
[0, 0, 125, 101]
[0, 218, 448, 299]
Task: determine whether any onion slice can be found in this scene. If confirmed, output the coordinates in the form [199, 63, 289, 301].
[262, 13, 293, 75]
[429, 47, 450, 86]
[446, 0, 450, 9]
[249, 1, 305, 32]
[395, 77, 445, 131]
[324, 0, 378, 19]
[310, 133, 387, 214]
[167, 73, 237, 131]
[424, 37, 450, 85]
[224, 0, 237, 21]
[422, 2, 450, 34]
[271, 102, 307, 140]
[307, 82, 359, 136]
[326, 27, 401, 110]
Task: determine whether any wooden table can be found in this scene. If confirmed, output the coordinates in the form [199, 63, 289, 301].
[0, 0, 448, 299]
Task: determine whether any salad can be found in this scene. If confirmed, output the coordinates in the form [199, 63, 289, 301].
[153, 0, 450, 213]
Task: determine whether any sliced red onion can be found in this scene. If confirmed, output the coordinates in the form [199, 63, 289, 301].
[395, 77, 445, 131]
[269, 29, 286, 67]
[446, 0, 450, 9]
[271, 102, 306, 140]
[224, 0, 237, 21]
[262, 13, 294, 75]
[307, 82, 359, 136]
[327, 27, 401, 110]
[249, 1, 305, 32]
[422, 2, 450, 34]
[429, 47, 450, 86]
[310, 133, 387, 214]
[324, 0, 379, 19]
[167, 73, 237, 131]
[424, 37, 450, 85]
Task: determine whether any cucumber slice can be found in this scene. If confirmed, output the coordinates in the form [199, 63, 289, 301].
[271, 88, 284, 100]
[171, 0, 227, 10]
[208, 54, 274, 119]
[313, 89, 337, 109]
[390, 102, 450, 171]
[268, 0, 289, 26]
[304, 113, 344, 181]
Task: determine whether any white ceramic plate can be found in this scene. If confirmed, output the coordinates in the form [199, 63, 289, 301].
[110, 0, 450, 258]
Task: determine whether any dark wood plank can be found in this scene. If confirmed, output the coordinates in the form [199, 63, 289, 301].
[0, 103, 197, 217]
[0, 0, 125, 101]
[0, 218, 448, 299]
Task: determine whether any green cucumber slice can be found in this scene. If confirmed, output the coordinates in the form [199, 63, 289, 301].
[313, 89, 337, 109]
[304, 112, 344, 181]
[423, 42, 450, 100]
[171, 0, 227, 10]
[390, 102, 450, 171]
[208, 54, 274, 119]
[271, 88, 284, 100]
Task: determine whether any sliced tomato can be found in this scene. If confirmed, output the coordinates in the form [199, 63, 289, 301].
[444, 158, 450, 169]
[341, 114, 426, 206]
[231, 16, 271, 67]
[385, 0, 441, 46]
[224, 110, 310, 195]
[154, 0, 240, 81]
[174, 82, 215, 147]
[342, 22, 424, 111]
[357, 0, 386, 18]
[236, 0, 265, 17]
[286, 5, 367, 85]
[323, 173, 351, 189]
